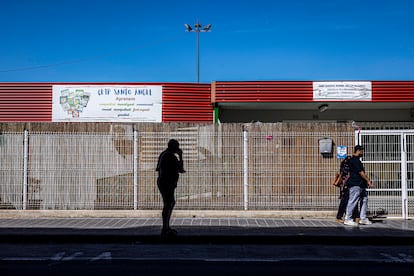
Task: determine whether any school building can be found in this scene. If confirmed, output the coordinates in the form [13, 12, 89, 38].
[0, 81, 413, 218]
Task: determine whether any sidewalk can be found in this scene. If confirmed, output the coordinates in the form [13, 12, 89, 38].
[1, 216, 414, 244]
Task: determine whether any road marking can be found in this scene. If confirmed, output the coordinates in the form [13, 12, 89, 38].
[398, 253, 414, 262]
[380, 253, 414, 263]
[3, 251, 112, 263]
[62, 252, 83, 261]
[90, 252, 112, 262]
[51, 251, 84, 262]
[51, 251, 66, 261]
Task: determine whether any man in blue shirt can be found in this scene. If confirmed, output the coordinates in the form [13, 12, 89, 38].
[344, 145, 374, 226]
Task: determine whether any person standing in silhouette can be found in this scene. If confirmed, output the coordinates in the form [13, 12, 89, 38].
[156, 139, 185, 237]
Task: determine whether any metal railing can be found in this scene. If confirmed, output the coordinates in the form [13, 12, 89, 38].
[0, 123, 411, 218]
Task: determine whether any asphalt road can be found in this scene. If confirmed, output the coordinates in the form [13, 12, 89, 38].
[2, 260, 414, 276]
[1, 242, 414, 275]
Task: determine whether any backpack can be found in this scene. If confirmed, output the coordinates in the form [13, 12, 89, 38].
[332, 155, 351, 187]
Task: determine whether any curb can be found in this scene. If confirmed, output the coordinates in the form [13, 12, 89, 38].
[0, 210, 336, 219]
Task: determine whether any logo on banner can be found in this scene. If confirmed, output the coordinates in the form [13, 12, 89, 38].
[59, 88, 90, 118]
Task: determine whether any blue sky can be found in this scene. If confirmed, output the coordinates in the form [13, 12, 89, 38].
[1, 0, 414, 83]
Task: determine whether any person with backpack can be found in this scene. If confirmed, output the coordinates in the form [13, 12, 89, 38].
[333, 156, 351, 221]
[333, 155, 360, 223]
[343, 145, 374, 226]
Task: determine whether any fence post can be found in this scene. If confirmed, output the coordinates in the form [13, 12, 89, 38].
[133, 129, 138, 210]
[401, 135, 408, 220]
[243, 129, 248, 210]
[23, 129, 29, 210]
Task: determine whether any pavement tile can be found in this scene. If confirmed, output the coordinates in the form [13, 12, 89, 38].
[172, 218, 184, 225]
[190, 219, 201, 226]
[210, 218, 220, 225]
[200, 218, 211, 226]
[246, 218, 257, 225]
[219, 218, 230, 226]
[182, 218, 193, 225]
[256, 218, 267, 227]
[275, 219, 288, 227]
[238, 218, 249, 226]
[229, 218, 239, 226]
[264, 218, 276, 227]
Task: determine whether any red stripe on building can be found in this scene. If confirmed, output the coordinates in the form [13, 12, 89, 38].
[0, 83, 52, 122]
[214, 81, 314, 102]
[372, 81, 414, 102]
[162, 83, 212, 122]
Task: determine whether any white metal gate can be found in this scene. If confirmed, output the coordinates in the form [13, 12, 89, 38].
[358, 130, 414, 219]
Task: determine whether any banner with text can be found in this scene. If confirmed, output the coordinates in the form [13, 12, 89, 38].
[52, 85, 162, 122]
[313, 81, 372, 101]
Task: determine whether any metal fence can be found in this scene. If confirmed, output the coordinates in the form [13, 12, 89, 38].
[0, 123, 412, 218]
[359, 130, 414, 219]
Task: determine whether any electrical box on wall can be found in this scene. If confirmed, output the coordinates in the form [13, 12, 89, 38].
[319, 138, 334, 158]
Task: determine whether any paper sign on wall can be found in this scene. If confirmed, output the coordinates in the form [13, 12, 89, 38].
[337, 146, 347, 159]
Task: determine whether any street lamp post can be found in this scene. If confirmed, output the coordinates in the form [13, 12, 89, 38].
[184, 22, 212, 83]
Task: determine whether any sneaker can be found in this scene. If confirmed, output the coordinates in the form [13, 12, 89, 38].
[359, 219, 372, 225]
[344, 219, 358, 226]
[336, 218, 344, 223]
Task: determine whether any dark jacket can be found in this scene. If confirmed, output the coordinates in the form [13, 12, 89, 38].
[156, 149, 184, 188]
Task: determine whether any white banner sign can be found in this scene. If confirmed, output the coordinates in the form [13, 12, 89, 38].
[313, 81, 372, 101]
[52, 85, 162, 122]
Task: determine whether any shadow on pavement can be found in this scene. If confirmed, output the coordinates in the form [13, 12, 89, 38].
[1, 225, 414, 245]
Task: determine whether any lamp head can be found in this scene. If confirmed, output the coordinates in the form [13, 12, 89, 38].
[184, 24, 193, 31]
[203, 24, 212, 31]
